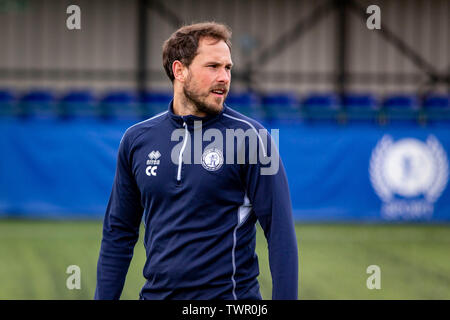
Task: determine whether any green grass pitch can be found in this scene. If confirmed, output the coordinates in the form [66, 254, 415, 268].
[0, 220, 449, 299]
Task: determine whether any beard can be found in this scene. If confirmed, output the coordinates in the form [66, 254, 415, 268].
[182, 74, 227, 116]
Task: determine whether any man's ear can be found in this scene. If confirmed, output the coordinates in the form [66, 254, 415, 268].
[173, 60, 187, 83]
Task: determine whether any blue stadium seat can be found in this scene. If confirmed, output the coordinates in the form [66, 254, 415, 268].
[60, 90, 98, 119]
[140, 91, 172, 117]
[0, 89, 16, 117]
[382, 94, 419, 123]
[99, 91, 141, 119]
[424, 94, 450, 122]
[261, 92, 301, 122]
[344, 93, 379, 123]
[424, 94, 450, 108]
[19, 90, 57, 119]
[301, 93, 340, 121]
[225, 91, 264, 120]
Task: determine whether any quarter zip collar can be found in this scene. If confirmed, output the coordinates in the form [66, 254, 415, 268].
[168, 100, 226, 130]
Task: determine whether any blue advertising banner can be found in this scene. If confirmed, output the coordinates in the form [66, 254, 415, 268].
[273, 122, 450, 222]
[0, 118, 449, 222]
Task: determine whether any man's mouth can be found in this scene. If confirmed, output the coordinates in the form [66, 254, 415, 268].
[211, 88, 227, 97]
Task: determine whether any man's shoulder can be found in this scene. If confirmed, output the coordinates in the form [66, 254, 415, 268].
[222, 105, 265, 131]
[121, 111, 169, 145]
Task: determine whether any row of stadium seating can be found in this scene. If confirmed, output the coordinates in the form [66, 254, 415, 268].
[0, 89, 449, 123]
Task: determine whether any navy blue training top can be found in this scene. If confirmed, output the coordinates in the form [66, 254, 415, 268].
[95, 102, 298, 300]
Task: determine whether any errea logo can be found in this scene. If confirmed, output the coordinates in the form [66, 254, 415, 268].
[146, 150, 161, 176]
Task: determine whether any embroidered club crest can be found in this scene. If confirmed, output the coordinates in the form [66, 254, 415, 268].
[201, 148, 224, 171]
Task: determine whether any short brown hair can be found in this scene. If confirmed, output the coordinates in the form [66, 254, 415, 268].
[162, 22, 232, 83]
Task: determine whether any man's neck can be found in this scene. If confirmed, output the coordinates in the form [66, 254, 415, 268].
[173, 90, 207, 117]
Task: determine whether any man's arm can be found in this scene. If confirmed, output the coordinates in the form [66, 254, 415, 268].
[244, 128, 298, 300]
[95, 132, 144, 300]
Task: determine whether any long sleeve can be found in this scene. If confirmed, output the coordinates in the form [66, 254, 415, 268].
[243, 128, 299, 300]
[94, 132, 144, 300]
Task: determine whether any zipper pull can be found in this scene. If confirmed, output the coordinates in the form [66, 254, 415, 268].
[177, 121, 188, 182]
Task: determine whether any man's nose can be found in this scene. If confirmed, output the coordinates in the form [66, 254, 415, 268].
[217, 67, 230, 84]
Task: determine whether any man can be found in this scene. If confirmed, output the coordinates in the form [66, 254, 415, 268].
[95, 22, 298, 300]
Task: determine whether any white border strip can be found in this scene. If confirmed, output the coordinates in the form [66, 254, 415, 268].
[231, 194, 252, 300]
[120, 111, 168, 144]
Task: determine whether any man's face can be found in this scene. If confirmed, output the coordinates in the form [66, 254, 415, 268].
[183, 37, 233, 115]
